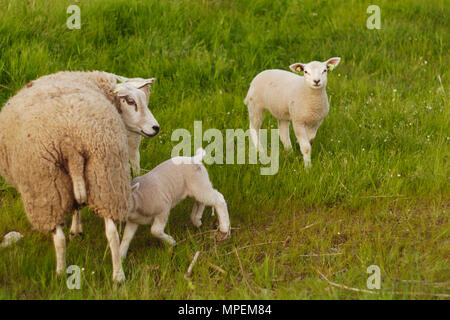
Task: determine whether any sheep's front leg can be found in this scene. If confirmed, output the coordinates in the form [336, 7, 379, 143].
[278, 120, 292, 150]
[127, 132, 142, 176]
[69, 210, 83, 237]
[129, 148, 141, 176]
[151, 213, 176, 246]
[191, 201, 205, 228]
[105, 218, 125, 282]
[53, 225, 66, 275]
[293, 123, 312, 168]
[119, 221, 139, 260]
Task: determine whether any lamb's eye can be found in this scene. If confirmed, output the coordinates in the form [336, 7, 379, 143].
[323, 69, 327, 73]
[304, 70, 308, 74]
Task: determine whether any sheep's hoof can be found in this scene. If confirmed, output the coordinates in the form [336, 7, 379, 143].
[113, 269, 126, 283]
[191, 219, 202, 228]
[166, 236, 177, 247]
[216, 231, 230, 242]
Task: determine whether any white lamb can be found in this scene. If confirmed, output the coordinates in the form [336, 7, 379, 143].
[244, 57, 341, 168]
[119, 149, 230, 259]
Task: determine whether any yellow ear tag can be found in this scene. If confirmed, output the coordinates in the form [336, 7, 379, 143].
[327, 63, 335, 71]
[113, 87, 120, 93]
[296, 66, 301, 72]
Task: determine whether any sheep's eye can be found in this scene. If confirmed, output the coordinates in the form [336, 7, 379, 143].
[304, 70, 308, 74]
[323, 69, 327, 73]
[124, 96, 136, 106]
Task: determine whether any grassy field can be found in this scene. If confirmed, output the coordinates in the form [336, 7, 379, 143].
[0, 0, 448, 299]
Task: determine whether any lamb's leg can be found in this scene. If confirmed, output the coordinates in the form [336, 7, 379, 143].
[69, 210, 83, 237]
[119, 221, 139, 260]
[151, 213, 176, 246]
[53, 225, 66, 275]
[194, 189, 230, 240]
[190, 201, 206, 228]
[293, 123, 312, 168]
[278, 120, 292, 150]
[104, 218, 125, 282]
[248, 103, 264, 151]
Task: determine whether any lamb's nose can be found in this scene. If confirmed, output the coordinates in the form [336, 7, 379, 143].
[152, 126, 160, 134]
[314, 80, 320, 85]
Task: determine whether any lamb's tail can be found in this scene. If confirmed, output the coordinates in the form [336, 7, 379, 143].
[193, 148, 206, 164]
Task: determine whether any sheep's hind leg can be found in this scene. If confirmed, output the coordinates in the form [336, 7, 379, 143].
[190, 201, 206, 228]
[105, 218, 125, 282]
[119, 221, 139, 260]
[151, 213, 176, 246]
[248, 103, 264, 151]
[69, 210, 83, 238]
[278, 120, 292, 150]
[194, 189, 230, 241]
[53, 225, 66, 275]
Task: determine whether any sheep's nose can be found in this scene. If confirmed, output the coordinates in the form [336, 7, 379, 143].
[314, 79, 320, 85]
[152, 125, 160, 134]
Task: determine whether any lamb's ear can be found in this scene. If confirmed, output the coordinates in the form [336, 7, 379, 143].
[289, 63, 305, 73]
[131, 182, 140, 192]
[325, 57, 341, 71]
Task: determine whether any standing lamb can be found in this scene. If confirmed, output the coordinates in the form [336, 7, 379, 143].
[119, 149, 230, 260]
[0, 71, 158, 282]
[244, 57, 341, 168]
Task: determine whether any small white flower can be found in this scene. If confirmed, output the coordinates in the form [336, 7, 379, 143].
[82, 268, 85, 271]
[393, 89, 397, 93]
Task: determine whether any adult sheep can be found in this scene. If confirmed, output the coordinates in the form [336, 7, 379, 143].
[0, 71, 158, 282]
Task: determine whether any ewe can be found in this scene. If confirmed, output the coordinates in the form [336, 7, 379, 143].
[119, 149, 230, 260]
[0, 71, 158, 282]
[65, 72, 159, 237]
[244, 57, 341, 168]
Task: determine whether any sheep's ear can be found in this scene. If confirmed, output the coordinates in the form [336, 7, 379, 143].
[131, 182, 140, 192]
[137, 78, 155, 89]
[289, 63, 305, 73]
[325, 57, 341, 71]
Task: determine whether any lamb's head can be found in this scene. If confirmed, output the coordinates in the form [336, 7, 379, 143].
[114, 78, 160, 138]
[290, 57, 341, 90]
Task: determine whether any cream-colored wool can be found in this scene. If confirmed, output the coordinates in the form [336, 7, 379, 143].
[244, 57, 341, 168]
[0, 71, 133, 231]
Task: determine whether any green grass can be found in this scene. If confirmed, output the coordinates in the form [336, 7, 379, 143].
[0, 0, 449, 299]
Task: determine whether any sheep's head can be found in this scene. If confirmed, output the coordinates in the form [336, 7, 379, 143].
[114, 78, 160, 138]
[290, 57, 341, 90]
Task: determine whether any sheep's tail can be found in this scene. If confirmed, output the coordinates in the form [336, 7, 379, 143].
[243, 92, 250, 105]
[193, 148, 206, 164]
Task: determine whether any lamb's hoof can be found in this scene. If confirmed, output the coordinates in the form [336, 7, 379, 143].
[191, 219, 202, 228]
[216, 231, 230, 242]
[166, 237, 177, 247]
[113, 269, 126, 283]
